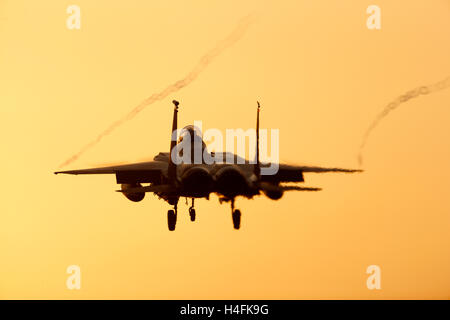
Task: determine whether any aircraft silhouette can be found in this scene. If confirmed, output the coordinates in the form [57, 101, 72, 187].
[55, 100, 361, 231]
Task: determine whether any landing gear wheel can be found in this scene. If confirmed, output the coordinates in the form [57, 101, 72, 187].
[232, 209, 241, 230]
[189, 208, 196, 222]
[167, 209, 177, 231]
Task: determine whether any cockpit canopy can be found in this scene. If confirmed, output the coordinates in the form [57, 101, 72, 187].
[177, 125, 207, 151]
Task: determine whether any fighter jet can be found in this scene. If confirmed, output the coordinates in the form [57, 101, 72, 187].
[55, 100, 361, 231]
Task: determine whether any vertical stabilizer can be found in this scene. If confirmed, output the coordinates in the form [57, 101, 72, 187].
[168, 100, 179, 183]
[254, 101, 261, 179]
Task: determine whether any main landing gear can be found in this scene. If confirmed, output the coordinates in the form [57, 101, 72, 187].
[167, 197, 242, 231]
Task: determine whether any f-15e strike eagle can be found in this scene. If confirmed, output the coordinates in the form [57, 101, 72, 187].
[55, 100, 361, 231]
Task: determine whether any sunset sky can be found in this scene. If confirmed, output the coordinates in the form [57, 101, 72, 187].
[1, 0, 449, 299]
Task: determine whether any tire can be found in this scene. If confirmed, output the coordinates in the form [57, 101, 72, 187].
[189, 208, 196, 222]
[168, 210, 176, 231]
[232, 209, 241, 230]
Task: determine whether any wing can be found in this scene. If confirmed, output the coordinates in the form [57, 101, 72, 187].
[265, 164, 362, 183]
[291, 165, 362, 173]
[54, 160, 168, 184]
[240, 163, 362, 183]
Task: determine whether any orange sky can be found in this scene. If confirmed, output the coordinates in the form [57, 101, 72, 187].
[0, 0, 449, 299]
